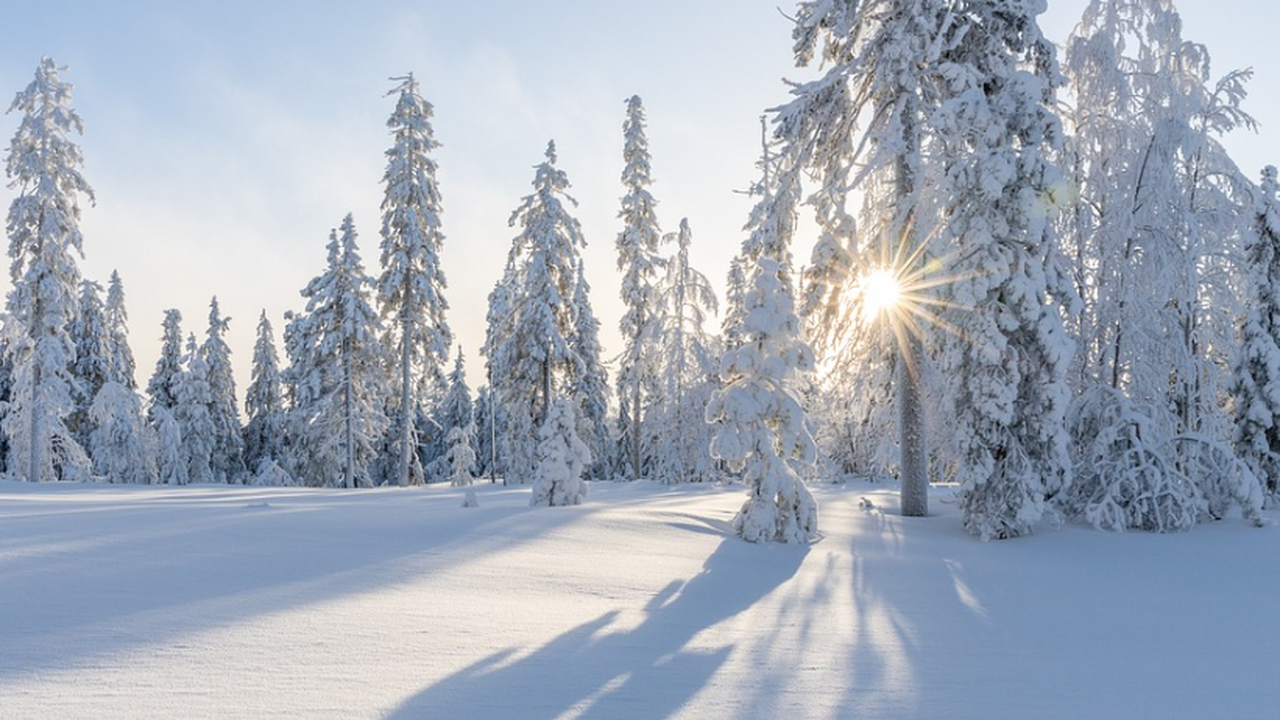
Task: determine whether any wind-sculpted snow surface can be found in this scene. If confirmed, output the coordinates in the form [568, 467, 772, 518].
[0, 479, 1276, 718]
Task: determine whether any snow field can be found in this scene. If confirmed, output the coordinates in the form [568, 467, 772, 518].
[1, 479, 1276, 719]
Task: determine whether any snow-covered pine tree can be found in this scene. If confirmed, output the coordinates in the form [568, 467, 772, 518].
[89, 381, 157, 484]
[86, 279, 153, 485]
[447, 422, 478, 488]
[778, 0, 956, 515]
[3, 57, 94, 482]
[530, 397, 590, 507]
[437, 346, 476, 475]
[473, 384, 499, 481]
[568, 262, 611, 480]
[489, 142, 589, 484]
[650, 219, 720, 484]
[146, 309, 184, 420]
[69, 279, 111, 448]
[420, 370, 452, 484]
[244, 310, 290, 481]
[175, 333, 215, 485]
[932, 0, 1075, 540]
[202, 297, 244, 483]
[378, 73, 451, 487]
[103, 270, 136, 389]
[1232, 166, 1280, 505]
[287, 215, 389, 488]
[615, 95, 664, 482]
[152, 405, 187, 486]
[722, 255, 749, 354]
[708, 256, 818, 543]
[0, 319, 13, 473]
[480, 278, 514, 481]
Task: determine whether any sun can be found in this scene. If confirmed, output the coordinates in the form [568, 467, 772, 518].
[859, 267, 902, 317]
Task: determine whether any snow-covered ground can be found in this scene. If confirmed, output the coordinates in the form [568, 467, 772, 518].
[1, 478, 1275, 719]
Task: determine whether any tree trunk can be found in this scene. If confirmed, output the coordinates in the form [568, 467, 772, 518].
[398, 318, 412, 487]
[899, 330, 928, 517]
[30, 341, 42, 483]
[541, 346, 552, 425]
[344, 340, 355, 489]
[631, 328, 642, 482]
[895, 108, 928, 517]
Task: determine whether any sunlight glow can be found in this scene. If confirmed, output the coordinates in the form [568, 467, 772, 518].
[859, 268, 902, 318]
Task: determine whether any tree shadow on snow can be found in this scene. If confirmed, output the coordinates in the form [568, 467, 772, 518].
[385, 535, 807, 720]
[0, 485, 584, 683]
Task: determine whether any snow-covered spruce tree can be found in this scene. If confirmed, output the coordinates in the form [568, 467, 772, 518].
[777, 0, 955, 515]
[103, 270, 136, 389]
[473, 384, 499, 480]
[146, 309, 184, 420]
[152, 405, 187, 486]
[480, 277, 514, 482]
[378, 73, 451, 487]
[175, 333, 215, 485]
[932, 0, 1075, 540]
[69, 279, 111, 448]
[420, 370, 452, 484]
[438, 345, 476, 471]
[722, 255, 749, 354]
[447, 422, 478, 488]
[202, 297, 244, 483]
[287, 215, 390, 488]
[488, 142, 588, 484]
[530, 397, 590, 507]
[1232, 166, 1280, 505]
[0, 320, 14, 473]
[568, 262, 611, 480]
[86, 277, 153, 485]
[89, 381, 157, 484]
[708, 256, 818, 543]
[3, 57, 93, 482]
[1060, 0, 1263, 529]
[243, 310, 290, 482]
[650, 219, 721, 484]
[615, 95, 664, 482]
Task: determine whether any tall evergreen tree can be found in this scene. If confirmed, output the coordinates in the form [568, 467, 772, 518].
[202, 297, 244, 483]
[473, 384, 499, 481]
[288, 215, 389, 488]
[615, 95, 664, 482]
[86, 276, 152, 485]
[568, 262, 611, 480]
[934, 0, 1074, 540]
[722, 255, 749, 354]
[69, 279, 111, 448]
[146, 309, 184, 419]
[708, 257, 818, 543]
[2, 57, 93, 482]
[438, 346, 475, 460]
[650, 219, 720, 484]
[103, 270, 136, 389]
[244, 310, 288, 478]
[89, 381, 157, 484]
[488, 142, 589, 483]
[780, 0, 951, 516]
[378, 73, 451, 487]
[1233, 166, 1280, 505]
[479, 278, 514, 481]
[175, 333, 215, 485]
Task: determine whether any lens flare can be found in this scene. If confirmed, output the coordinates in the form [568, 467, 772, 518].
[860, 268, 901, 317]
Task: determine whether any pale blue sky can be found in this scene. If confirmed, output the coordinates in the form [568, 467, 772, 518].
[1, 1, 1276, 400]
